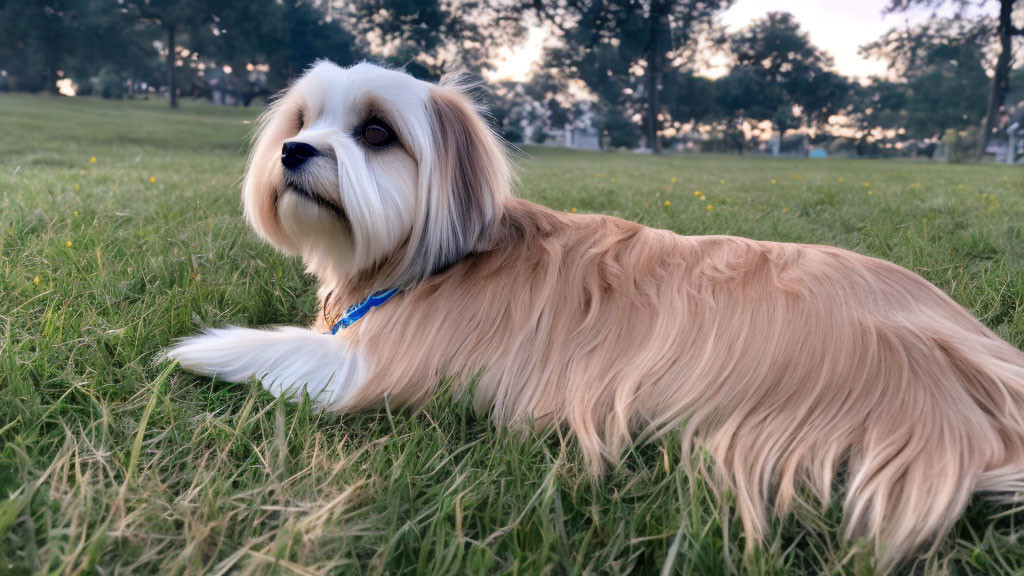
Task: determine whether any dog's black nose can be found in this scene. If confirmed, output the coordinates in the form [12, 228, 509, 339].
[281, 142, 319, 170]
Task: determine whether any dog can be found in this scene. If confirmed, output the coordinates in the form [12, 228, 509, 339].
[168, 61, 1024, 572]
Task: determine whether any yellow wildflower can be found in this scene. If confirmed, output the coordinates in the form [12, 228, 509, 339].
[670, 177, 677, 184]
[74, 184, 80, 191]
[65, 241, 73, 248]
[89, 156, 96, 164]
[34, 276, 40, 286]
[663, 200, 671, 207]
[861, 182, 870, 187]
[720, 179, 725, 184]
[571, 207, 577, 213]
[706, 204, 712, 211]
[782, 206, 790, 214]
[694, 190, 701, 196]
[770, 179, 776, 184]
[149, 176, 156, 183]
[74, 210, 79, 216]
[867, 190, 873, 196]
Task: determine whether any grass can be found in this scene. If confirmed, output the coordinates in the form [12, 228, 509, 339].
[1, 92, 1022, 575]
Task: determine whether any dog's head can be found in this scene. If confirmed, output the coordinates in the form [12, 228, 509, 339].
[243, 61, 511, 288]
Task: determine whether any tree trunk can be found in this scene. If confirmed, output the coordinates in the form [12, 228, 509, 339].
[167, 23, 178, 108]
[45, 54, 59, 94]
[645, 1, 668, 154]
[976, 0, 1016, 159]
[645, 56, 661, 153]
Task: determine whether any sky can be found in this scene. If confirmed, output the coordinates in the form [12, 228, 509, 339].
[711, 0, 928, 79]
[488, 0, 980, 83]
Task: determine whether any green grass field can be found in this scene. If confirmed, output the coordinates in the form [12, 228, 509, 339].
[1, 93, 1023, 575]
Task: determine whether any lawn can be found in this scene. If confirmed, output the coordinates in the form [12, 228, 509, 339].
[1, 93, 1023, 575]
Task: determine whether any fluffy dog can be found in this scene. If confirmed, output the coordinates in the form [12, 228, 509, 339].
[169, 61, 1024, 571]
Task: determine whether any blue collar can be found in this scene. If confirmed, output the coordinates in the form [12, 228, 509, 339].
[329, 288, 400, 334]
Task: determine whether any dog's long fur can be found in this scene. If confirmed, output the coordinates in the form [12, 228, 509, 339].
[169, 61, 1024, 572]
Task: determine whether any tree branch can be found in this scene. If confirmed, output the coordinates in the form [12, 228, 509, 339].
[531, 0, 572, 36]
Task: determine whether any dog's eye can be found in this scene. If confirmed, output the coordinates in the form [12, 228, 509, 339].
[360, 118, 397, 149]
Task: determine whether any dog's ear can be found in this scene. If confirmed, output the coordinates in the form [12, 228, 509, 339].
[400, 84, 511, 284]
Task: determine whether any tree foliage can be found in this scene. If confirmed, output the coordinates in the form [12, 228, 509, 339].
[860, 17, 991, 137]
[723, 12, 850, 132]
[0, 0, 1016, 156]
[883, 0, 1023, 156]
[348, 0, 525, 80]
[531, 0, 734, 151]
[0, 0, 512, 105]
[0, 0, 95, 92]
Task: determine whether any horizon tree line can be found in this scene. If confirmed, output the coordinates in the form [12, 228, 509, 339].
[1, 0, 1021, 158]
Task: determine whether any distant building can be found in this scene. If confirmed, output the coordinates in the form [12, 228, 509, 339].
[563, 125, 600, 150]
[985, 117, 1022, 165]
[529, 106, 600, 150]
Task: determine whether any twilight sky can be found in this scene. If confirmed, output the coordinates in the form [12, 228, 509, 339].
[713, 0, 928, 79]
[489, 0, 982, 82]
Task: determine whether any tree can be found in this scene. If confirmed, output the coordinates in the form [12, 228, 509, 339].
[0, 0, 157, 96]
[121, 0, 359, 107]
[0, 0, 87, 93]
[522, 67, 586, 133]
[529, 0, 734, 153]
[197, 0, 360, 103]
[68, 0, 162, 98]
[861, 17, 990, 138]
[886, 0, 1024, 158]
[851, 80, 909, 133]
[125, 0, 220, 108]
[272, 1, 359, 86]
[727, 12, 850, 135]
[663, 69, 717, 125]
[715, 66, 783, 124]
[346, 0, 525, 80]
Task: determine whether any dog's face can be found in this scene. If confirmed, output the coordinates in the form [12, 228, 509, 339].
[242, 61, 510, 288]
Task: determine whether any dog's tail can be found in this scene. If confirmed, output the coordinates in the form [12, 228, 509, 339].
[836, 317, 1024, 572]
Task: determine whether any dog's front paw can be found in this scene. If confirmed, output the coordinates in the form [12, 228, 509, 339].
[165, 326, 366, 409]
[164, 328, 252, 381]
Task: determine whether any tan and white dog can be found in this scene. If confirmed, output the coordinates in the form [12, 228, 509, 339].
[169, 61, 1024, 571]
